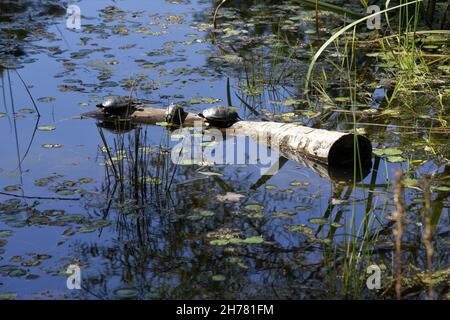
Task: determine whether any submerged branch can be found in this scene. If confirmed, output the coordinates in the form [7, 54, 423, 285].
[0, 191, 80, 201]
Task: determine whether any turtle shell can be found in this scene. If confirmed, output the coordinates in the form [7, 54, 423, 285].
[96, 96, 136, 115]
[165, 103, 187, 125]
[199, 106, 240, 128]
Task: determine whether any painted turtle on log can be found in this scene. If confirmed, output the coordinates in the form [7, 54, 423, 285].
[198, 106, 241, 128]
[165, 103, 188, 125]
[96, 96, 138, 116]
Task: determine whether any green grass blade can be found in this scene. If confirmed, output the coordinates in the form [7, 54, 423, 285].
[304, 0, 423, 93]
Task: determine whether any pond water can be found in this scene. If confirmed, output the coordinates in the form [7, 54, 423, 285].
[0, 0, 448, 299]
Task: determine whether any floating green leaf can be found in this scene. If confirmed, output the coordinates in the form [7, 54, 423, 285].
[56, 214, 85, 223]
[89, 219, 111, 228]
[308, 218, 328, 225]
[242, 236, 264, 244]
[373, 148, 403, 156]
[38, 125, 56, 131]
[78, 177, 94, 184]
[288, 224, 313, 234]
[113, 288, 139, 299]
[209, 239, 230, 246]
[387, 156, 406, 163]
[244, 204, 264, 211]
[3, 185, 21, 192]
[199, 210, 215, 217]
[0, 230, 14, 238]
[77, 227, 96, 233]
[212, 274, 226, 282]
[198, 171, 222, 177]
[432, 186, 450, 192]
[42, 143, 62, 148]
[8, 268, 27, 277]
[0, 293, 17, 300]
[37, 97, 56, 103]
[187, 214, 203, 221]
[18, 108, 35, 114]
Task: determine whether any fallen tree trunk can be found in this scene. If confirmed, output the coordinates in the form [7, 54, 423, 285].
[82, 107, 372, 167]
[228, 121, 372, 167]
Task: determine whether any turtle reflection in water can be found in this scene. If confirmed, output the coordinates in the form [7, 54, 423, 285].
[198, 106, 241, 128]
[97, 119, 136, 134]
[96, 96, 143, 117]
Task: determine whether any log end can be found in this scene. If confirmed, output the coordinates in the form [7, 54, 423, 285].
[328, 134, 372, 167]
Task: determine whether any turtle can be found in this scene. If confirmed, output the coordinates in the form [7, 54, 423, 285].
[96, 96, 138, 116]
[165, 103, 188, 125]
[198, 106, 241, 128]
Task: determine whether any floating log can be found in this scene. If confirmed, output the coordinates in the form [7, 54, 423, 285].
[228, 121, 372, 167]
[82, 107, 204, 126]
[82, 107, 372, 167]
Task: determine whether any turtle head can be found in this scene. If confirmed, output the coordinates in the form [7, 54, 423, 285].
[166, 103, 188, 125]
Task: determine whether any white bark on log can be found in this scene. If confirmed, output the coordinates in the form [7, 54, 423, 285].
[228, 121, 372, 166]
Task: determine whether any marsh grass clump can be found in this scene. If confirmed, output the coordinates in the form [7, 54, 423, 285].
[98, 125, 180, 219]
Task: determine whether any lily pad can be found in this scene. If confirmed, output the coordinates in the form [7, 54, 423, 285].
[210, 239, 232, 246]
[308, 218, 328, 225]
[77, 227, 96, 233]
[241, 236, 264, 244]
[187, 214, 203, 221]
[18, 108, 35, 114]
[8, 268, 27, 277]
[113, 288, 139, 299]
[37, 97, 56, 103]
[386, 156, 406, 163]
[212, 274, 226, 282]
[56, 214, 85, 223]
[0, 230, 14, 238]
[3, 185, 21, 192]
[38, 125, 56, 131]
[199, 210, 215, 217]
[78, 178, 94, 184]
[288, 224, 313, 234]
[89, 219, 111, 228]
[432, 186, 450, 192]
[21, 259, 41, 267]
[216, 192, 244, 202]
[0, 293, 17, 300]
[42, 143, 62, 148]
[244, 204, 264, 211]
[330, 222, 343, 228]
[373, 148, 403, 156]
[290, 181, 309, 187]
